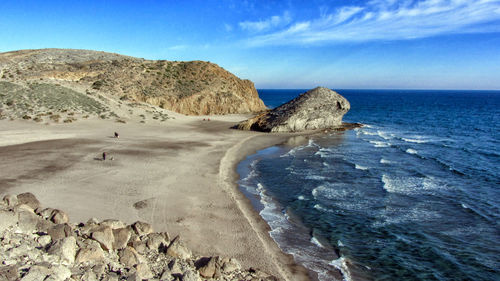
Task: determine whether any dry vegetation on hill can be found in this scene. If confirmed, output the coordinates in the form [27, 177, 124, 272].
[0, 49, 266, 122]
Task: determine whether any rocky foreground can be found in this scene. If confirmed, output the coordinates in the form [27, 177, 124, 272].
[0, 193, 276, 281]
[237, 87, 351, 133]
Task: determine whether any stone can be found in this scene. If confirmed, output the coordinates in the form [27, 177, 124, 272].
[135, 263, 154, 280]
[37, 235, 52, 247]
[198, 257, 217, 278]
[47, 223, 73, 241]
[166, 236, 191, 259]
[75, 240, 105, 264]
[48, 236, 77, 264]
[3, 194, 18, 207]
[20, 265, 51, 281]
[45, 265, 71, 281]
[100, 219, 126, 229]
[36, 208, 55, 220]
[113, 227, 131, 250]
[221, 258, 241, 273]
[169, 260, 183, 275]
[17, 209, 40, 233]
[182, 270, 200, 281]
[146, 232, 166, 250]
[0, 210, 18, 232]
[131, 221, 153, 236]
[160, 268, 172, 281]
[90, 225, 114, 251]
[50, 209, 69, 224]
[237, 87, 351, 132]
[0, 265, 19, 281]
[119, 247, 142, 268]
[17, 192, 41, 210]
[129, 239, 147, 255]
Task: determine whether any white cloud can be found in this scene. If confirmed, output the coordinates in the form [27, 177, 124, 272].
[239, 11, 292, 32]
[244, 0, 500, 46]
[167, 45, 188, 51]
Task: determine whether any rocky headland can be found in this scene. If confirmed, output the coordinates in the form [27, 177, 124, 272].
[0, 192, 277, 281]
[236, 87, 352, 133]
[0, 49, 266, 122]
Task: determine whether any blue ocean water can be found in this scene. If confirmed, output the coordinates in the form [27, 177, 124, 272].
[237, 89, 500, 281]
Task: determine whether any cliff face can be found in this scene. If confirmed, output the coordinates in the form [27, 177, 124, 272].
[237, 87, 350, 132]
[0, 49, 266, 115]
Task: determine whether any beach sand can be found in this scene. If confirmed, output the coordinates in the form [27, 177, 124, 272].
[0, 114, 312, 281]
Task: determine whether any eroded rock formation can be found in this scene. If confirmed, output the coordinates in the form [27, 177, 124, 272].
[237, 87, 350, 132]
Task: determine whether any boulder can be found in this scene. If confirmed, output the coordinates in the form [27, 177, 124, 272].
[47, 223, 73, 241]
[17, 209, 40, 233]
[2, 194, 18, 207]
[112, 227, 131, 250]
[100, 219, 126, 229]
[198, 256, 218, 278]
[237, 87, 350, 132]
[75, 240, 105, 264]
[131, 221, 153, 236]
[37, 235, 52, 247]
[135, 263, 154, 280]
[119, 247, 142, 268]
[145, 232, 166, 251]
[20, 265, 51, 281]
[16, 192, 41, 210]
[47, 236, 77, 264]
[0, 210, 18, 232]
[0, 265, 19, 281]
[90, 225, 114, 251]
[166, 236, 191, 259]
[50, 209, 69, 224]
[182, 270, 201, 281]
[45, 265, 71, 281]
[221, 258, 241, 273]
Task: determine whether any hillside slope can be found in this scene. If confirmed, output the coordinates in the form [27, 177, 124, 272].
[0, 49, 266, 117]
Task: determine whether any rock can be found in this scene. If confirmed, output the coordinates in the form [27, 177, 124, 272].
[0, 210, 18, 232]
[90, 225, 114, 251]
[50, 209, 69, 224]
[36, 208, 55, 220]
[48, 236, 77, 264]
[131, 221, 153, 236]
[17, 192, 41, 210]
[75, 240, 105, 264]
[237, 87, 350, 132]
[146, 232, 166, 251]
[166, 236, 192, 259]
[112, 227, 131, 250]
[221, 258, 241, 273]
[119, 247, 142, 268]
[37, 235, 52, 247]
[135, 263, 154, 280]
[129, 239, 147, 254]
[100, 219, 126, 229]
[169, 259, 183, 275]
[0, 265, 19, 281]
[20, 265, 51, 281]
[198, 257, 218, 278]
[160, 268, 172, 280]
[182, 270, 200, 281]
[45, 265, 71, 281]
[47, 223, 73, 241]
[17, 209, 40, 233]
[2, 194, 18, 207]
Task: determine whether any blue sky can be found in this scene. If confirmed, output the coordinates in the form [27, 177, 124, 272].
[1, 0, 500, 89]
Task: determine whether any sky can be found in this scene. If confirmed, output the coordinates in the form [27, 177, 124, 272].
[1, 0, 500, 89]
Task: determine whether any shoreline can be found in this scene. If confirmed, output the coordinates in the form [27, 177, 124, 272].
[0, 117, 312, 281]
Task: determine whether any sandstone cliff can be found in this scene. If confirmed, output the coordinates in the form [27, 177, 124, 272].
[0, 49, 266, 116]
[237, 87, 350, 132]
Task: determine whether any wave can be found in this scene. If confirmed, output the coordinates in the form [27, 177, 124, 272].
[355, 164, 369, 170]
[381, 174, 445, 195]
[380, 158, 393, 164]
[402, 137, 429, 143]
[329, 257, 353, 281]
[306, 175, 329, 181]
[369, 140, 391, 147]
[406, 148, 418, 154]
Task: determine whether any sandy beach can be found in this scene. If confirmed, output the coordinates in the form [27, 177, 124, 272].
[0, 114, 311, 281]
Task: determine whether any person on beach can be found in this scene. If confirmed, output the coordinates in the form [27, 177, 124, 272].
[114, 132, 119, 138]
[102, 152, 106, 161]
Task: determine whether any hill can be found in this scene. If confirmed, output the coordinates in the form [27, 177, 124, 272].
[0, 49, 266, 122]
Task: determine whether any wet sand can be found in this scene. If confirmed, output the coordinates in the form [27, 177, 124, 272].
[0, 116, 311, 281]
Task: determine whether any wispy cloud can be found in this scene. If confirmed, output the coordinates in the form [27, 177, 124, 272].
[244, 0, 500, 46]
[239, 11, 292, 32]
[224, 23, 233, 32]
[167, 45, 188, 51]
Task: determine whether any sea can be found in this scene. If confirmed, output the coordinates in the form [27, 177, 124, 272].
[237, 89, 500, 281]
